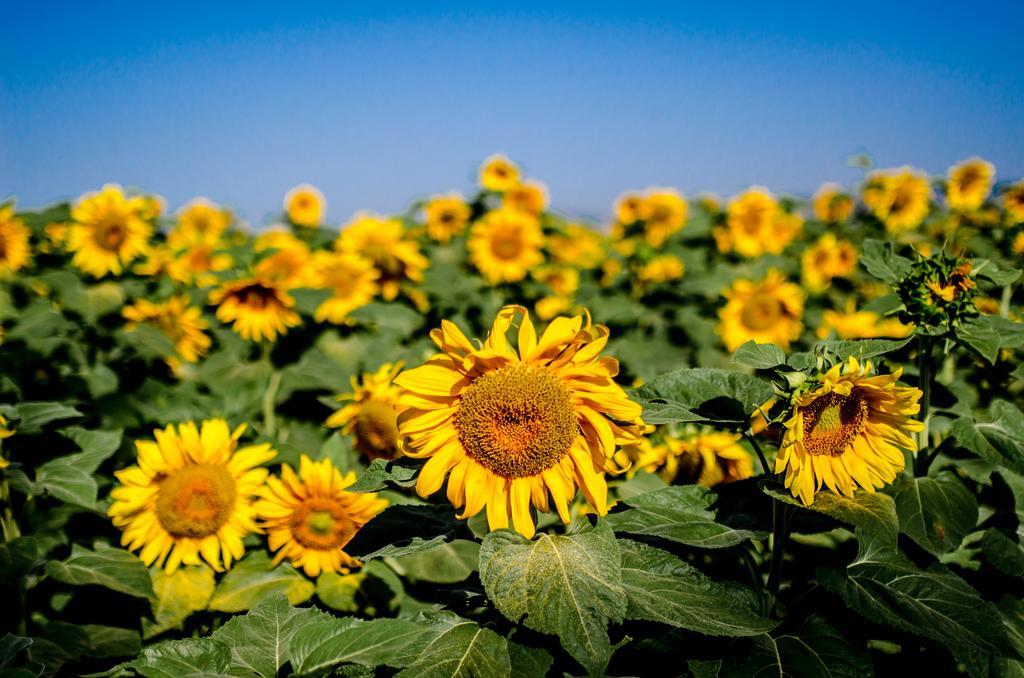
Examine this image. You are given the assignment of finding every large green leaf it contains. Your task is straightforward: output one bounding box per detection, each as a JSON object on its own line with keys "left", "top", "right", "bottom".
{"left": 731, "top": 341, "right": 786, "bottom": 369}
{"left": 982, "top": 529, "right": 1024, "bottom": 577}
{"left": 394, "top": 612, "right": 511, "bottom": 678}
{"left": 33, "top": 460, "right": 97, "bottom": 509}
{"left": 633, "top": 367, "right": 772, "bottom": 426}
{"left": 45, "top": 544, "right": 156, "bottom": 603}
{"left": 619, "top": 539, "right": 775, "bottom": 636}
{"left": 952, "top": 401, "right": 1024, "bottom": 473}
{"left": 143, "top": 565, "right": 216, "bottom": 639}
{"left": 345, "top": 504, "right": 462, "bottom": 561}
{"left": 893, "top": 472, "right": 978, "bottom": 556}
{"left": 957, "top": 316, "right": 1002, "bottom": 364}
{"left": 860, "top": 238, "right": 913, "bottom": 283}
{"left": 606, "top": 486, "right": 761, "bottom": 548}
{"left": 58, "top": 427, "right": 123, "bottom": 473}
{"left": 392, "top": 539, "right": 480, "bottom": 584}
{"left": 115, "top": 638, "right": 231, "bottom": 678}
{"left": 207, "top": 551, "right": 314, "bottom": 613}
{"left": 478, "top": 520, "right": 626, "bottom": 677}
{"left": 288, "top": 617, "right": 426, "bottom": 676}
{"left": 6, "top": 402, "right": 82, "bottom": 434}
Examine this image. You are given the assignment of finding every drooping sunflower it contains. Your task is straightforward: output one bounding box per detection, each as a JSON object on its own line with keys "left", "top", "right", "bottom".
{"left": 335, "top": 213, "right": 428, "bottom": 301}
{"left": 479, "top": 154, "right": 521, "bottom": 192}
{"left": 169, "top": 198, "right": 232, "bottom": 248}
{"left": 801, "top": 234, "right": 858, "bottom": 292}
{"left": 467, "top": 209, "right": 544, "bottom": 284}
{"left": 310, "top": 251, "right": 379, "bottom": 324}
{"left": 0, "top": 204, "right": 31, "bottom": 276}
{"left": 946, "top": 158, "right": 994, "bottom": 212}
{"left": 817, "top": 302, "right": 913, "bottom": 340}
{"left": 1002, "top": 181, "right": 1024, "bottom": 225}
{"left": 108, "top": 420, "right": 276, "bottom": 573}
{"left": 394, "top": 305, "right": 645, "bottom": 538}
{"left": 424, "top": 194, "right": 471, "bottom": 243}
{"left": 326, "top": 363, "right": 404, "bottom": 460}
{"left": 255, "top": 455, "right": 387, "bottom": 577}
{"left": 718, "top": 270, "right": 805, "bottom": 352}
{"left": 776, "top": 357, "right": 923, "bottom": 505}
{"left": 209, "top": 277, "right": 301, "bottom": 342}
{"left": 284, "top": 184, "right": 326, "bottom": 228}
{"left": 640, "top": 189, "right": 688, "bottom": 247}
{"left": 812, "top": 184, "right": 855, "bottom": 223}
{"left": 67, "top": 184, "right": 154, "bottom": 277}
{"left": 122, "top": 295, "right": 212, "bottom": 365}
{"left": 503, "top": 180, "right": 549, "bottom": 216}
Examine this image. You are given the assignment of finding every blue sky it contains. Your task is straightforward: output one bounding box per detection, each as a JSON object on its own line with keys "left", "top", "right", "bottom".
{"left": 2, "top": 1, "right": 1022, "bottom": 225}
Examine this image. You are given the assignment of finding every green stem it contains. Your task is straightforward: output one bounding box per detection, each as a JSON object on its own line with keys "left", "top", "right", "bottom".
{"left": 1000, "top": 285, "right": 1012, "bottom": 319}
{"left": 914, "top": 335, "right": 934, "bottom": 477}
{"left": 262, "top": 370, "right": 282, "bottom": 439}
{"left": 766, "top": 502, "right": 792, "bottom": 615}
{"left": 745, "top": 433, "right": 771, "bottom": 476}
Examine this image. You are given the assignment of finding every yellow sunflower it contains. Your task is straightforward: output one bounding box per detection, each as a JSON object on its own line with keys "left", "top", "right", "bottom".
{"left": 715, "top": 188, "right": 800, "bottom": 258}
{"left": 424, "top": 194, "right": 471, "bottom": 243}
{"left": 255, "top": 455, "right": 387, "bottom": 577}
{"left": 108, "top": 420, "right": 276, "bottom": 573}
{"left": 865, "top": 168, "right": 932, "bottom": 233}
{"left": 1013, "top": 231, "right": 1024, "bottom": 256}
{"left": 801, "top": 234, "right": 858, "bottom": 292}
{"left": 533, "top": 265, "right": 580, "bottom": 298}
{"left": 122, "top": 295, "right": 212, "bottom": 365}
{"left": 67, "top": 184, "right": 154, "bottom": 277}
{"left": 335, "top": 213, "right": 428, "bottom": 301}
{"left": 627, "top": 431, "right": 753, "bottom": 487}
{"left": 1003, "top": 181, "right": 1024, "bottom": 225}
{"left": 503, "top": 180, "right": 549, "bottom": 216}
{"left": 479, "top": 154, "right": 521, "bottom": 192}
{"left": 326, "top": 363, "right": 404, "bottom": 461}
{"left": 166, "top": 242, "right": 233, "bottom": 287}
{"left": 394, "top": 305, "right": 645, "bottom": 539}
{"left": 817, "top": 302, "right": 913, "bottom": 340}
{"left": 0, "top": 204, "right": 31, "bottom": 276}
{"left": 812, "top": 184, "right": 855, "bottom": 223}
{"left": 946, "top": 158, "right": 994, "bottom": 212}
{"left": 614, "top": 192, "right": 644, "bottom": 225}
{"left": 254, "top": 230, "right": 313, "bottom": 289}
{"left": 637, "top": 254, "right": 685, "bottom": 285}
{"left": 310, "top": 251, "right": 379, "bottom": 324}
{"left": 0, "top": 415, "right": 13, "bottom": 469}
{"left": 640, "top": 189, "right": 688, "bottom": 247}
{"left": 209, "top": 277, "right": 301, "bottom": 342}
{"left": 547, "top": 224, "right": 605, "bottom": 269}
{"left": 776, "top": 357, "right": 923, "bottom": 505}
{"left": 169, "top": 199, "right": 232, "bottom": 248}
{"left": 718, "top": 270, "right": 804, "bottom": 352}
{"left": 284, "top": 184, "right": 326, "bottom": 228}
{"left": 467, "top": 209, "right": 544, "bottom": 284}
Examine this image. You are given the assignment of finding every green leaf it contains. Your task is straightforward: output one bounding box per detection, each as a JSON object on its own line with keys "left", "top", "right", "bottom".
{"left": 507, "top": 641, "right": 553, "bottom": 678}
{"left": 58, "top": 427, "right": 123, "bottom": 473}
{"left": 0, "top": 634, "right": 34, "bottom": 672}
{"left": 143, "top": 565, "right": 216, "bottom": 639}
{"left": 982, "top": 529, "right": 1024, "bottom": 577}
{"left": 346, "top": 504, "right": 461, "bottom": 561}
{"left": 347, "top": 458, "right": 420, "bottom": 492}
{"left": 210, "top": 594, "right": 331, "bottom": 678}
{"left": 119, "top": 638, "right": 231, "bottom": 678}
{"left": 860, "top": 239, "right": 913, "bottom": 283}
{"left": 973, "top": 258, "right": 1022, "bottom": 286}
{"left": 289, "top": 617, "right": 426, "bottom": 676}
{"left": 951, "top": 401, "right": 1024, "bottom": 474}
{"left": 45, "top": 544, "right": 156, "bottom": 603}
{"left": 893, "top": 472, "right": 978, "bottom": 556}
{"left": 8, "top": 402, "right": 82, "bottom": 434}
{"left": 391, "top": 540, "right": 480, "bottom": 584}
{"left": 0, "top": 537, "right": 39, "bottom": 581}
{"left": 478, "top": 520, "right": 626, "bottom": 677}
{"left": 207, "top": 551, "right": 314, "bottom": 613}
{"left": 731, "top": 341, "right": 786, "bottom": 369}
{"left": 34, "top": 460, "right": 97, "bottom": 509}
{"left": 315, "top": 571, "right": 365, "bottom": 612}
{"left": 634, "top": 368, "right": 772, "bottom": 426}
{"left": 606, "top": 486, "right": 761, "bottom": 549}
{"left": 957, "top": 316, "right": 1001, "bottom": 364}
{"left": 619, "top": 539, "right": 775, "bottom": 636}
{"left": 395, "top": 612, "right": 512, "bottom": 678}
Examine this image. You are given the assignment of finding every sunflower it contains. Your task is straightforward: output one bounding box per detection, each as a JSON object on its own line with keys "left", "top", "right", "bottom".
{"left": 254, "top": 230, "right": 313, "bottom": 289}
{"left": 1003, "top": 181, "right": 1024, "bottom": 225}
{"left": 547, "top": 224, "right": 605, "bottom": 269}
{"left": 395, "top": 305, "right": 645, "bottom": 539}
{"left": 335, "top": 213, "right": 427, "bottom": 301}
{"left": 817, "top": 302, "right": 913, "bottom": 340}
{"left": 122, "top": 295, "right": 212, "bottom": 365}
{"left": 108, "top": 420, "right": 275, "bottom": 573}
{"left": 309, "top": 251, "right": 379, "bottom": 324}
{"left": 0, "top": 415, "right": 13, "bottom": 469}
{"left": 467, "top": 209, "right": 544, "bottom": 284}
{"left": 169, "top": 199, "right": 232, "bottom": 248}
{"left": 0, "top": 204, "right": 31, "bottom": 276}
{"left": 533, "top": 265, "right": 580, "bottom": 298}
{"left": 615, "top": 192, "right": 644, "bottom": 225}
{"left": 424, "top": 194, "right": 471, "bottom": 243}
{"left": 776, "top": 357, "right": 923, "bottom": 505}
{"left": 209, "top": 277, "right": 301, "bottom": 342}
{"left": 503, "top": 180, "right": 549, "bottom": 216}
{"left": 1014, "top": 231, "right": 1024, "bottom": 256}
{"left": 865, "top": 168, "right": 932, "bottom": 233}
{"left": 255, "top": 455, "right": 387, "bottom": 577}
{"left": 284, "top": 184, "right": 326, "bottom": 228}
{"left": 67, "top": 184, "right": 154, "bottom": 277}
{"left": 640, "top": 189, "right": 688, "bottom": 247}
{"left": 718, "top": 270, "right": 804, "bottom": 352}
{"left": 166, "top": 242, "right": 234, "bottom": 287}
{"left": 326, "top": 363, "right": 404, "bottom": 460}
{"left": 715, "top": 188, "right": 800, "bottom": 258}
{"left": 801, "top": 234, "right": 858, "bottom": 292}
{"left": 628, "top": 431, "right": 753, "bottom": 487}
{"left": 479, "top": 155, "right": 521, "bottom": 192}
{"left": 946, "top": 158, "right": 994, "bottom": 212}
{"left": 812, "top": 184, "right": 855, "bottom": 223}
{"left": 637, "top": 254, "right": 685, "bottom": 285}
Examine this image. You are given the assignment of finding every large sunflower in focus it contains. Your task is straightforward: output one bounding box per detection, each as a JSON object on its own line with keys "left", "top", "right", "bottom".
{"left": 0, "top": 204, "right": 30, "bottom": 276}
{"left": 467, "top": 209, "right": 544, "bottom": 284}
{"left": 326, "top": 363, "right": 404, "bottom": 461}
{"left": 335, "top": 213, "right": 427, "bottom": 301}
{"left": 395, "top": 306, "right": 645, "bottom": 538}
{"left": 108, "top": 420, "right": 275, "bottom": 573}
{"left": 68, "top": 184, "right": 154, "bottom": 277}
{"left": 256, "top": 455, "right": 387, "bottom": 577}
{"left": 718, "top": 270, "right": 804, "bottom": 352}
{"left": 946, "top": 158, "right": 994, "bottom": 212}
{"left": 209, "top": 277, "right": 301, "bottom": 342}
{"left": 776, "top": 357, "right": 922, "bottom": 505}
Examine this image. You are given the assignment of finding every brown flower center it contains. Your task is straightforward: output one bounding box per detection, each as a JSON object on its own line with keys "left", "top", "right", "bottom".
{"left": 156, "top": 464, "right": 237, "bottom": 538}
{"left": 491, "top": 229, "right": 524, "bottom": 259}
{"left": 232, "top": 283, "right": 278, "bottom": 310}
{"left": 354, "top": 398, "right": 400, "bottom": 460}
{"left": 454, "top": 364, "right": 577, "bottom": 479}
{"left": 290, "top": 497, "right": 356, "bottom": 550}
{"left": 800, "top": 390, "right": 869, "bottom": 456}
{"left": 96, "top": 220, "right": 128, "bottom": 251}
{"left": 741, "top": 294, "right": 784, "bottom": 331}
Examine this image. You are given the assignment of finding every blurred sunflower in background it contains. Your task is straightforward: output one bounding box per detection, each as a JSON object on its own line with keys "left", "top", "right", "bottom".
{"left": 624, "top": 430, "right": 753, "bottom": 487}
{"left": 254, "top": 230, "right": 314, "bottom": 289}
{"left": 0, "top": 204, "right": 30, "bottom": 276}
{"left": 718, "top": 269, "right": 805, "bottom": 352}
{"left": 639, "top": 189, "right": 688, "bottom": 247}
{"left": 395, "top": 305, "right": 644, "bottom": 538}
{"left": 614, "top": 191, "right": 645, "bottom": 225}
{"left": 284, "top": 184, "right": 326, "bottom": 228}
{"left": 122, "top": 295, "right": 212, "bottom": 367}
{"left": 503, "top": 180, "right": 549, "bottom": 216}
{"left": 326, "top": 362, "right": 405, "bottom": 461}
{"left": 776, "top": 357, "right": 922, "bottom": 505}
{"left": 467, "top": 209, "right": 544, "bottom": 283}
{"left": 0, "top": 415, "right": 13, "bottom": 469}
{"left": 817, "top": 302, "right": 913, "bottom": 340}
{"left": 209, "top": 277, "right": 301, "bottom": 342}
{"left": 67, "top": 184, "right": 154, "bottom": 277}
{"left": 169, "top": 198, "right": 232, "bottom": 248}
{"left": 946, "top": 157, "right": 994, "bottom": 212}
{"left": 636, "top": 254, "right": 685, "bottom": 285}
{"left": 812, "top": 183, "right": 855, "bottom": 223}
{"left": 256, "top": 455, "right": 387, "bottom": 577}
{"left": 310, "top": 251, "right": 379, "bottom": 324}
{"left": 166, "top": 242, "right": 234, "bottom": 287}
{"left": 548, "top": 223, "right": 605, "bottom": 269}
{"left": 801, "top": 234, "right": 857, "bottom": 292}
{"left": 1001, "top": 180, "right": 1024, "bottom": 225}
{"left": 108, "top": 420, "right": 276, "bottom": 573}
{"left": 479, "top": 154, "right": 521, "bottom": 192}
{"left": 715, "top": 187, "right": 800, "bottom": 257}
{"left": 864, "top": 168, "right": 932, "bottom": 233}
{"left": 335, "top": 213, "right": 428, "bottom": 301}
{"left": 424, "top": 194, "right": 471, "bottom": 243}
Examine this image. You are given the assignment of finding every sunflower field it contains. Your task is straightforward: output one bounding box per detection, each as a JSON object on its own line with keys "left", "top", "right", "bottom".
{"left": 1, "top": 155, "right": 1024, "bottom": 677}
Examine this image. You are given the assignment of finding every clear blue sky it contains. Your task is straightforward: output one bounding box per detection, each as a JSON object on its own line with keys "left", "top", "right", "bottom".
{"left": 2, "top": 1, "right": 1022, "bottom": 225}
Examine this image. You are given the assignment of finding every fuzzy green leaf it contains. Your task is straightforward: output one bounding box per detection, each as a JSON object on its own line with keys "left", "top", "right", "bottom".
{"left": 45, "top": 544, "right": 156, "bottom": 603}
{"left": 207, "top": 551, "right": 314, "bottom": 613}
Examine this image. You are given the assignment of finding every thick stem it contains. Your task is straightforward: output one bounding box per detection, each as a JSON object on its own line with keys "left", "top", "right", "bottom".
{"left": 914, "top": 335, "right": 933, "bottom": 477}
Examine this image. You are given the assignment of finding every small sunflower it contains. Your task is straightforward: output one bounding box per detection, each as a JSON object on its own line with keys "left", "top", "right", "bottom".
{"left": 209, "top": 277, "right": 301, "bottom": 342}
{"left": 479, "top": 154, "right": 521, "bottom": 192}
{"left": 395, "top": 305, "right": 645, "bottom": 538}
{"left": 718, "top": 270, "right": 804, "bottom": 352}
{"left": 467, "top": 209, "right": 544, "bottom": 284}
{"left": 1002, "top": 181, "right": 1024, "bottom": 225}
{"left": 335, "top": 213, "right": 428, "bottom": 301}
{"left": 547, "top": 224, "right": 605, "bottom": 269}
{"left": 614, "top": 192, "right": 645, "bottom": 225}
{"left": 310, "top": 251, "right": 379, "bottom": 324}
{"left": 166, "top": 242, "right": 234, "bottom": 287}
{"left": 122, "top": 295, "right": 212, "bottom": 365}
{"left": 627, "top": 431, "right": 753, "bottom": 487}
{"left": 817, "top": 302, "right": 913, "bottom": 340}
{"left": 640, "top": 189, "right": 688, "bottom": 247}
{"left": 424, "top": 194, "right": 471, "bottom": 243}
{"left": 0, "top": 204, "right": 31, "bottom": 276}
{"left": 865, "top": 168, "right": 932, "bottom": 233}
{"left": 776, "top": 357, "right": 923, "bottom": 505}
{"left": 946, "top": 158, "right": 994, "bottom": 212}
{"left": 637, "top": 255, "right": 685, "bottom": 285}
{"left": 254, "top": 230, "right": 313, "bottom": 289}
{"left": 715, "top": 188, "right": 800, "bottom": 257}
{"left": 812, "top": 184, "right": 855, "bottom": 223}
{"left": 108, "top": 420, "right": 276, "bottom": 573}
{"left": 255, "top": 455, "right": 387, "bottom": 577}
{"left": 326, "top": 363, "right": 404, "bottom": 461}
{"left": 169, "top": 199, "right": 232, "bottom": 248}
{"left": 67, "top": 184, "right": 154, "bottom": 277}
{"left": 284, "top": 184, "right": 326, "bottom": 228}
{"left": 801, "top": 234, "right": 858, "bottom": 293}
{"left": 533, "top": 265, "right": 580, "bottom": 299}
{"left": 503, "top": 180, "right": 549, "bottom": 216}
